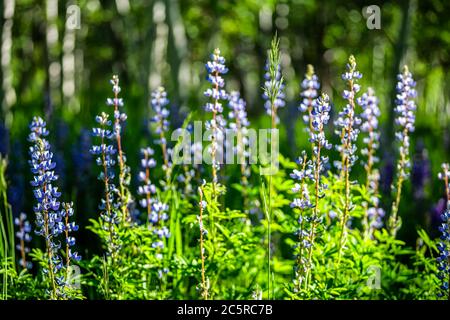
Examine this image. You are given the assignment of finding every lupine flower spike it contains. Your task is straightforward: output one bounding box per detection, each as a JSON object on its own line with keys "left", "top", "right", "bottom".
{"left": 90, "top": 112, "right": 121, "bottom": 258}
{"left": 204, "top": 48, "right": 228, "bottom": 196}
{"left": 357, "top": 87, "right": 385, "bottom": 237}
{"left": 108, "top": 75, "right": 133, "bottom": 221}
{"left": 228, "top": 91, "right": 251, "bottom": 205}
{"left": 437, "top": 163, "right": 450, "bottom": 299}
{"left": 137, "top": 147, "right": 156, "bottom": 223}
{"left": 299, "top": 64, "right": 320, "bottom": 140}
{"left": 335, "top": 55, "right": 362, "bottom": 261}
{"left": 62, "top": 202, "right": 80, "bottom": 274}
{"left": 388, "top": 65, "right": 417, "bottom": 236}
{"left": 28, "top": 117, "right": 64, "bottom": 298}
{"left": 149, "top": 201, "right": 170, "bottom": 279}
{"left": 291, "top": 94, "right": 332, "bottom": 293}
{"left": 290, "top": 151, "right": 312, "bottom": 292}
{"left": 14, "top": 212, "right": 32, "bottom": 269}
{"left": 150, "top": 87, "right": 171, "bottom": 181}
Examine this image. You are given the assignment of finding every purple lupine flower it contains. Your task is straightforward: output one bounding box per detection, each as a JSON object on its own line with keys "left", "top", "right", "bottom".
{"left": 357, "top": 87, "right": 384, "bottom": 234}
{"left": 393, "top": 65, "right": 417, "bottom": 180}
{"left": 310, "top": 93, "right": 333, "bottom": 158}
{"left": 14, "top": 212, "right": 32, "bottom": 269}
{"left": 204, "top": 48, "right": 228, "bottom": 185}
{"left": 388, "top": 66, "right": 417, "bottom": 235}
{"left": 290, "top": 151, "right": 313, "bottom": 291}
{"left": 90, "top": 112, "right": 121, "bottom": 257}
{"left": 334, "top": 55, "right": 362, "bottom": 172}
{"left": 107, "top": 75, "right": 134, "bottom": 220}
{"left": 61, "top": 202, "right": 81, "bottom": 267}
{"left": 293, "top": 94, "right": 331, "bottom": 293}
{"left": 358, "top": 87, "right": 381, "bottom": 173}
{"left": 28, "top": 116, "right": 65, "bottom": 296}
{"left": 137, "top": 147, "right": 157, "bottom": 223}
{"left": 299, "top": 65, "right": 320, "bottom": 137}
{"left": 150, "top": 87, "right": 171, "bottom": 178}
{"left": 148, "top": 200, "right": 170, "bottom": 270}
{"left": 437, "top": 163, "right": 450, "bottom": 299}
{"left": 228, "top": 91, "right": 251, "bottom": 182}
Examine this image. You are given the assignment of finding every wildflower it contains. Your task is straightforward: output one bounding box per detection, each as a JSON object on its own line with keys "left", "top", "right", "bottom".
{"left": 149, "top": 200, "right": 170, "bottom": 252}
{"left": 290, "top": 151, "right": 312, "bottom": 292}
{"left": 61, "top": 202, "right": 81, "bottom": 271}
{"left": 14, "top": 212, "right": 32, "bottom": 269}
{"left": 300, "top": 94, "right": 332, "bottom": 292}
{"left": 299, "top": 64, "right": 320, "bottom": 137}
{"left": 228, "top": 91, "right": 251, "bottom": 205}
{"left": 357, "top": 88, "right": 383, "bottom": 235}
{"left": 204, "top": 48, "right": 228, "bottom": 188}
{"left": 107, "top": 75, "right": 133, "bottom": 221}
{"left": 138, "top": 147, "right": 157, "bottom": 223}
{"left": 90, "top": 112, "right": 121, "bottom": 257}
{"left": 334, "top": 55, "right": 362, "bottom": 172}
{"left": 437, "top": 163, "right": 450, "bottom": 299}
{"left": 28, "top": 116, "right": 64, "bottom": 298}
{"left": 150, "top": 87, "right": 171, "bottom": 178}
{"left": 388, "top": 66, "right": 417, "bottom": 235}
{"left": 334, "top": 55, "right": 362, "bottom": 261}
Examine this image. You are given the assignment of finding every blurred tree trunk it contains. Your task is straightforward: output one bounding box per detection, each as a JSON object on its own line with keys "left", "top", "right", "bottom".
{"left": 386, "top": 0, "right": 414, "bottom": 150}
{"left": 1, "top": 0, "right": 16, "bottom": 127}
{"left": 45, "top": 0, "right": 61, "bottom": 120}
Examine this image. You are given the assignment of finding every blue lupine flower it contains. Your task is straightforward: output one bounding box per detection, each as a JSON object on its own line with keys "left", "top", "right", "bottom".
{"left": 14, "top": 212, "right": 32, "bottom": 269}
{"left": 358, "top": 87, "right": 380, "bottom": 170}
{"left": 389, "top": 66, "right": 417, "bottom": 234}
{"left": 204, "top": 48, "right": 228, "bottom": 184}
{"left": 334, "top": 55, "right": 362, "bottom": 172}
{"left": 107, "top": 76, "right": 127, "bottom": 138}
{"left": 357, "top": 87, "right": 384, "bottom": 234}
{"left": 90, "top": 112, "right": 121, "bottom": 257}
{"left": 61, "top": 202, "right": 81, "bottom": 266}
{"left": 148, "top": 199, "right": 170, "bottom": 278}
{"left": 310, "top": 93, "right": 332, "bottom": 156}
{"left": 293, "top": 94, "right": 331, "bottom": 293}
{"left": 107, "top": 75, "right": 134, "bottom": 219}
{"left": 437, "top": 163, "right": 450, "bottom": 298}
{"left": 290, "top": 151, "right": 313, "bottom": 291}
{"left": 228, "top": 91, "right": 251, "bottom": 181}
{"left": 394, "top": 65, "right": 417, "bottom": 180}
{"left": 138, "top": 147, "right": 157, "bottom": 222}
{"left": 299, "top": 65, "right": 320, "bottom": 136}
{"left": 28, "top": 116, "right": 65, "bottom": 297}
{"left": 150, "top": 87, "right": 171, "bottom": 175}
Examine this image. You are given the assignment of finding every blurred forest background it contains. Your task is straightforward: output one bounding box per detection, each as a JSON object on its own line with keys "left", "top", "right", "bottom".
{"left": 0, "top": 0, "right": 449, "bottom": 252}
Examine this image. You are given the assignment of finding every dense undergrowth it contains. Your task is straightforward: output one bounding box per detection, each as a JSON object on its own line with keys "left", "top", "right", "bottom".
{"left": 0, "top": 37, "right": 449, "bottom": 300}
